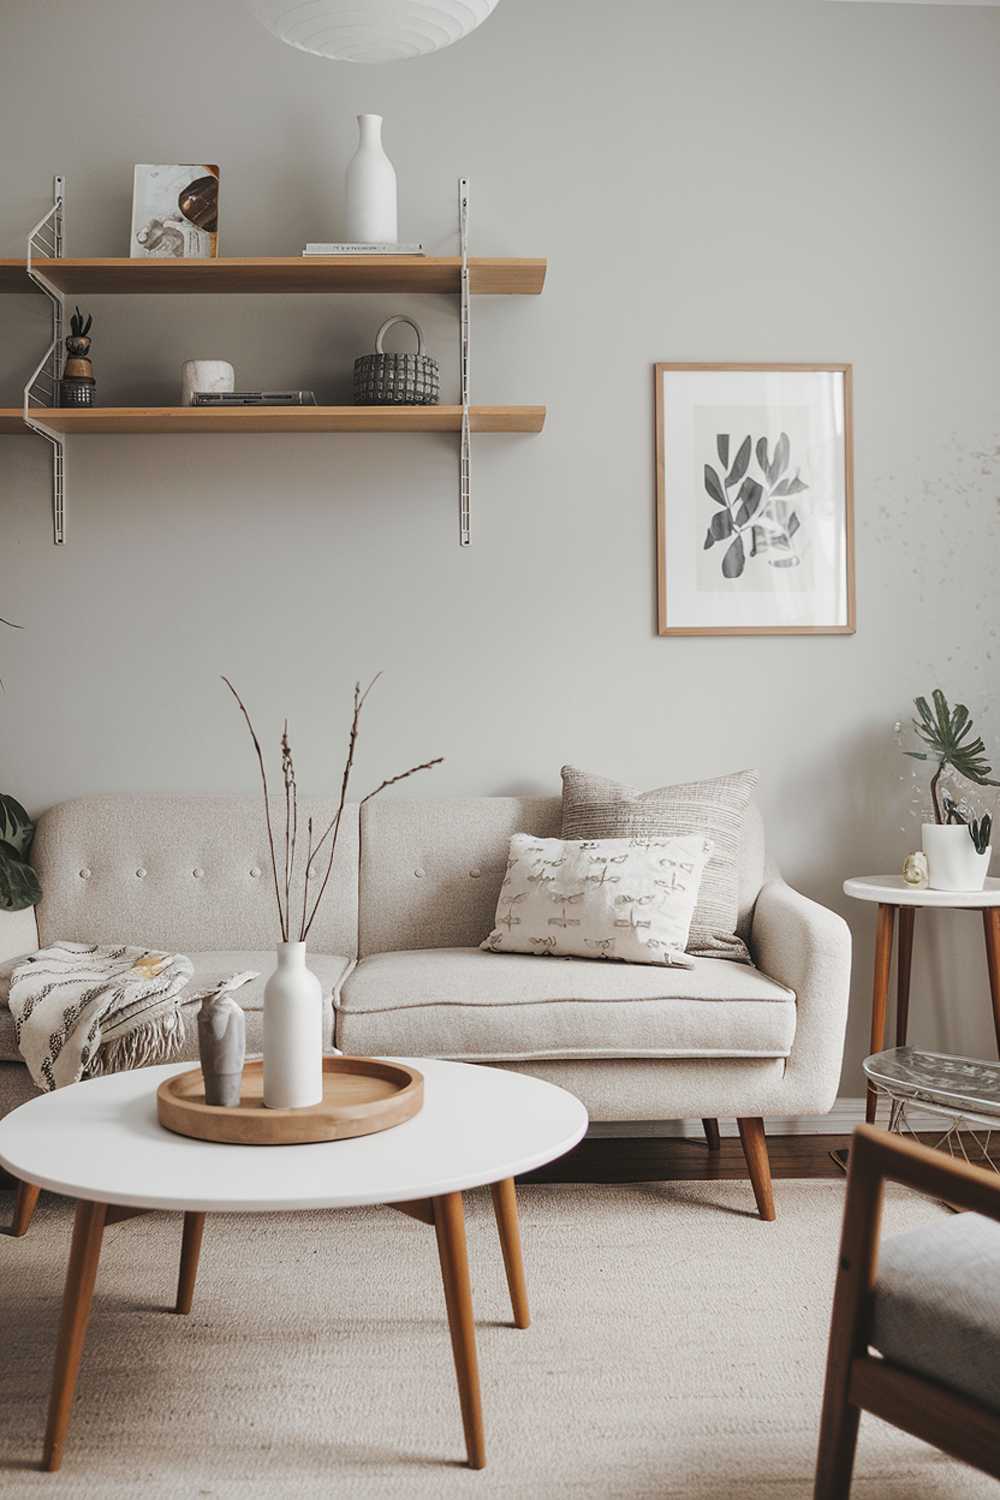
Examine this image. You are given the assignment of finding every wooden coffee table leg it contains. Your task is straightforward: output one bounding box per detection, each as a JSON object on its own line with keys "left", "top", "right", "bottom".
{"left": 12, "top": 1179, "right": 41, "bottom": 1237}
{"left": 43, "top": 1199, "right": 108, "bottom": 1472}
{"left": 490, "top": 1178, "right": 530, "bottom": 1329}
{"left": 175, "top": 1211, "right": 206, "bottom": 1315}
{"left": 433, "top": 1191, "right": 486, "bottom": 1470}
{"left": 866, "top": 904, "right": 896, "bottom": 1124}
{"left": 491, "top": 1176, "right": 530, "bottom": 1332}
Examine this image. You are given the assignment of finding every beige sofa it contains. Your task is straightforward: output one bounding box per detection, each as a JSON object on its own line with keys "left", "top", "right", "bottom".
{"left": 0, "top": 793, "right": 852, "bottom": 1227}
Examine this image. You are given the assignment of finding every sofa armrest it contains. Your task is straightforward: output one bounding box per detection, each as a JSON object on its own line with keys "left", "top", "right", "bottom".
{"left": 0, "top": 907, "right": 38, "bottom": 967}
{"left": 751, "top": 878, "right": 852, "bottom": 1115}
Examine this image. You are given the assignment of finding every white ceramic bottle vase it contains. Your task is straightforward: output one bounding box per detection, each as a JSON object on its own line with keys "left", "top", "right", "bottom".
{"left": 262, "top": 942, "right": 324, "bottom": 1109}
{"left": 345, "top": 113, "right": 398, "bottom": 244}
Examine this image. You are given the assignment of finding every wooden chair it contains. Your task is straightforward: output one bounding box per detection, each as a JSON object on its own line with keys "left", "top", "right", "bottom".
{"left": 815, "top": 1123, "right": 1000, "bottom": 1498}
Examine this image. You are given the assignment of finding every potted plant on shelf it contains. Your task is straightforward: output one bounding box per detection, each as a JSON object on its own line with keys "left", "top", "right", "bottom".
{"left": 903, "top": 689, "right": 997, "bottom": 891}
{"left": 224, "top": 674, "right": 442, "bottom": 1109}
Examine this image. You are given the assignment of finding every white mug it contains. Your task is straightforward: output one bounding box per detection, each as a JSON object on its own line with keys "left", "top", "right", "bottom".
{"left": 181, "top": 359, "right": 235, "bottom": 406}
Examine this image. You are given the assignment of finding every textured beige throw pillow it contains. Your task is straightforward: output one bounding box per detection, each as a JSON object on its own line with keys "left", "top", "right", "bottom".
{"left": 481, "top": 832, "right": 713, "bottom": 967}
{"left": 560, "top": 766, "right": 759, "bottom": 961}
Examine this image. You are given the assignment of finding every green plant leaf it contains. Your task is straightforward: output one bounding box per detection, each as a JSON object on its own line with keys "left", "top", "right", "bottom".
{"left": 0, "top": 848, "right": 41, "bottom": 912}
{"left": 704, "top": 510, "right": 734, "bottom": 548}
{"left": 716, "top": 434, "right": 730, "bottom": 469}
{"left": 704, "top": 465, "right": 726, "bottom": 506}
{"left": 0, "top": 794, "right": 33, "bottom": 859}
{"left": 726, "top": 436, "right": 752, "bottom": 489}
{"left": 721, "top": 534, "right": 746, "bottom": 579}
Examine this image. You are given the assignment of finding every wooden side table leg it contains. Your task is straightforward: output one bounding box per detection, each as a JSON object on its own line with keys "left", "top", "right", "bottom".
{"left": 433, "top": 1192, "right": 486, "bottom": 1470}
{"left": 983, "top": 910, "right": 1000, "bottom": 1057}
{"left": 895, "top": 906, "right": 915, "bottom": 1049}
{"left": 175, "top": 1211, "right": 206, "bottom": 1315}
{"left": 866, "top": 904, "right": 896, "bottom": 1125}
{"left": 42, "top": 1199, "right": 108, "bottom": 1472}
{"left": 490, "top": 1178, "right": 530, "bottom": 1329}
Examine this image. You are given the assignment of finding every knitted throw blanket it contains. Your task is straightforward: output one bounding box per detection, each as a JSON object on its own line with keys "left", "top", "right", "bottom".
{"left": 10, "top": 941, "right": 256, "bottom": 1092}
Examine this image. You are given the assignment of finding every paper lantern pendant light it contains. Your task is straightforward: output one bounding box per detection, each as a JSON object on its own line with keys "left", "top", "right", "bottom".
{"left": 251, "top": 0, "right": 501, "bottom": 64}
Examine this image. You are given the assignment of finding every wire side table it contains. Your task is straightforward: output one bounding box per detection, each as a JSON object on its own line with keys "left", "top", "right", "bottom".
{"left": 863, "top": 1045, "right": 1000, "bottom": 1173}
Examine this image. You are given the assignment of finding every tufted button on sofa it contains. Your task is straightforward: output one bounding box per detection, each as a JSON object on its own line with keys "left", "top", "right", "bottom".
{"left": 0, "top": 792, "right": 851, "bottom": 1229}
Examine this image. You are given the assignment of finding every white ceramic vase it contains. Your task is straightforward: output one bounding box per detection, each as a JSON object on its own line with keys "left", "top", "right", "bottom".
{"left": 345, "top": 113, "right": 398, "bottom": 243}
{"left": 921, "top": 823, "right": 992, "bottom": 892}
{"left": 262, "top": 942, "right": 324, "bottom": 1109}
{"left": 181, "top": 359, "right": 234, "bottom": 406}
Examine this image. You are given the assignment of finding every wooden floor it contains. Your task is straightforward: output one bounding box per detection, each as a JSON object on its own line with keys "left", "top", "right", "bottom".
{"left": 520, "top": 1133, "right": 850, "bottom": 1185}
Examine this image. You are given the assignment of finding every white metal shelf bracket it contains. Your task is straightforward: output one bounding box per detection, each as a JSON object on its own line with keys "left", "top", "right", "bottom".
{"left": 458, "top": 176, "right": 471, "bottom": 547}
{"left": 24, "top": 175, "right": 66, "bottom": 544}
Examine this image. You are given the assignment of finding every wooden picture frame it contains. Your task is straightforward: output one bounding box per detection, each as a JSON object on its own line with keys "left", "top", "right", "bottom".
{"left": 655, "top": 362, "right": 855, "bottom": 636}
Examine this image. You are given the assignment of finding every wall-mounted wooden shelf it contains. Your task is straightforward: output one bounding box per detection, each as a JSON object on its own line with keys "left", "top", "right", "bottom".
{"left": 0, "top": 404, "right": 545, "bottom": 435}
{"left": 9, "top": 177, "right": 544, "bottom": 545}
{"left": 0, "top": 256, "right": 546, "bottom": 296}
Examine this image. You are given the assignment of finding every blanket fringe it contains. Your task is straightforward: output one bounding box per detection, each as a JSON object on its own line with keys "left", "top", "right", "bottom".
{"left": 91, "top": 1008, "right": 188, "bottom": 1078}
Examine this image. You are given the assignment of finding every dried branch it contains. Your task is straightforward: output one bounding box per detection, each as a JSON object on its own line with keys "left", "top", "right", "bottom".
{"left": 301, "top": 679, "right": 366, "bottom": 941}
{"left": 301, "top": 674, "right": 443, "bottom": 941}
{"left": 299, "top": 815, "right": 314, "bottom": 942}
{"left": 359, "top": 757, "right": 445, "bottom": 807}
{"left": 222, "top": 675, "right": 287, "bottom": 942}
{"left": 281, "top": 721, "right": 298, "bottom": 934}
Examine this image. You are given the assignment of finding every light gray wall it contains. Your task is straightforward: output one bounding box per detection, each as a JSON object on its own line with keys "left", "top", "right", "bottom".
{"left": 2, "top": 0, "right": 999, "bottom": 1095}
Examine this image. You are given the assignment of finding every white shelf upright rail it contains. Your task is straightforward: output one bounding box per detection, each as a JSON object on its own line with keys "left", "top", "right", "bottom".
{"left": 458, "top": 176, "right": 471, "bottom": 547}
{"left": 24, "top": 176, "right": 66, "bottom": 544}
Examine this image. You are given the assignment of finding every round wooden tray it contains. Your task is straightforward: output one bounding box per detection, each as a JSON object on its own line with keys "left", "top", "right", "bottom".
{"left": 156, "top": 1056, "right": 423, "bottom": 1146}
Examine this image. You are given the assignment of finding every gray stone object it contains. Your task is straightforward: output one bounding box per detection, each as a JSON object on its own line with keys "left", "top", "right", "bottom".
{"left": 197, "top": 992, "right": 247, "bottom": 1108}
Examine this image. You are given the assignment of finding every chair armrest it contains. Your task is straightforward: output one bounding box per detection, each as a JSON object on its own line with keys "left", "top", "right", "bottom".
{"left": 0, "top": 906, "right": 38, "bottom": 967}
{"left": 751, "top": 878, "right": 852, "bottom": 1114}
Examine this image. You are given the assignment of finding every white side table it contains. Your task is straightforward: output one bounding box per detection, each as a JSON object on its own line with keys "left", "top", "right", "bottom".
{"left": 843, "top": 876, "right": 1000, "bottom": 1124}
{"left": 0, "top": 1058, "right": 588, "bottom": 1474}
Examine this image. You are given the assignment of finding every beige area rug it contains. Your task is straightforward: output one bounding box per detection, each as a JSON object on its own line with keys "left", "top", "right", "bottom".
{"left": 0, "top": 1181, "right": 994, "bottom": 1499}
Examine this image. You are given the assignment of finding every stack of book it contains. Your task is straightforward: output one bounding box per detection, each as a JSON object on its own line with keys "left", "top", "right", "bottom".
{"left": 301, "top": 242, "right": 425, "bottom": 257}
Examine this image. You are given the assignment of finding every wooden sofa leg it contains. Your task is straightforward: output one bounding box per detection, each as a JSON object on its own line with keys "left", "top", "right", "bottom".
{"left": 12, "top": 1180, "right": 41, "bottom": 1237}
{"left": 737, "top": 1119, "right": 776, "bottom": 1222}
{"left": 702, "top": 1118, "right": 721, "bottom": 1151}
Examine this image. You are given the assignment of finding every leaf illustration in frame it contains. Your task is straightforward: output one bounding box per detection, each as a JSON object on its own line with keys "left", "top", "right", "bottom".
{"left": 755, "top": 436, "right": 769, "bottom": 474}
{"left": 704, "top": 465, "right": 727, "bottom": 506}
{"left": 721, "top": 534, "right": 746, "bottom": 579}
{"left": 769, "top": 556, "right": 800, "bottom": 569}
{"left": 704, "top": 510, "right": 734, "bottom": 549}
{"left": 716, "top": 434, "right": 730, "bottom": 469}
{"left": 787, "top": 512, "right": 800, "bottom": 537}
{"left": 767, "top": 431, "right": 790, "bottom": 485}
{"left": 726, "top": 435, "right": 752, "bottom": 488}
{"left": 734, "top": 477, "right": 763, "bottom": 527}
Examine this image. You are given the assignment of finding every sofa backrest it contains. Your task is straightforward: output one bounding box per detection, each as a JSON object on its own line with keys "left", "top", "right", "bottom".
{"left": 31, "top": 795, "right": 360, "bottom": 957}
{"left": 27, "top": 792, "right": 767, "bottom": 960}
{"left": 358, "top": 795, "right": 767, "bottom": 956}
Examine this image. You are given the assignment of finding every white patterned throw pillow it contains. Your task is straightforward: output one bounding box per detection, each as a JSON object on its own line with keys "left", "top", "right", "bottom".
{"left": 481, "top": 833, "right": 714, "bottom": 967}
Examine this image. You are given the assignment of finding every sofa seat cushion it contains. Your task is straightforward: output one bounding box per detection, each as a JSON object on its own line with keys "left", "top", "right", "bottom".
{"left": 871, "top": 1212, "right": 1000, "bottom": 1412}
{"left": 0, "top": 950, "right": 352, "bottom": 1065}
{"left": 336, "top": 947, "right": 795, "bottom": 1061}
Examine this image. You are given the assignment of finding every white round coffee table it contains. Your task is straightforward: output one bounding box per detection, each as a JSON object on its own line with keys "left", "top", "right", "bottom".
{"left": 0, "top": 1057, "right": 587, "bottom": 1474}
{"left": 844, "top": 876, "right": 1000, "bottom": 1124}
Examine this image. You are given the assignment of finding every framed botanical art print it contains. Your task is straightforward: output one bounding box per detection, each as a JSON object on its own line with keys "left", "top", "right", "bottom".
{"left": 655, "top": 363, "right": 855, "bottom": 635}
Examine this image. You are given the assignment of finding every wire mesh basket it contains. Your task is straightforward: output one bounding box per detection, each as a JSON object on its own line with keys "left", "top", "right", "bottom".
{"left": 353, "top": 315, "right": 440, "bottom": 406}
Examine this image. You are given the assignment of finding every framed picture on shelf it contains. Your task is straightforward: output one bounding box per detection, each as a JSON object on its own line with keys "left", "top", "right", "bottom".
{"left": 130, "top": 164, "right": 220, "bottom": 259}
{"left": 654, "top": 362, "right": 855, "bottom": 636}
